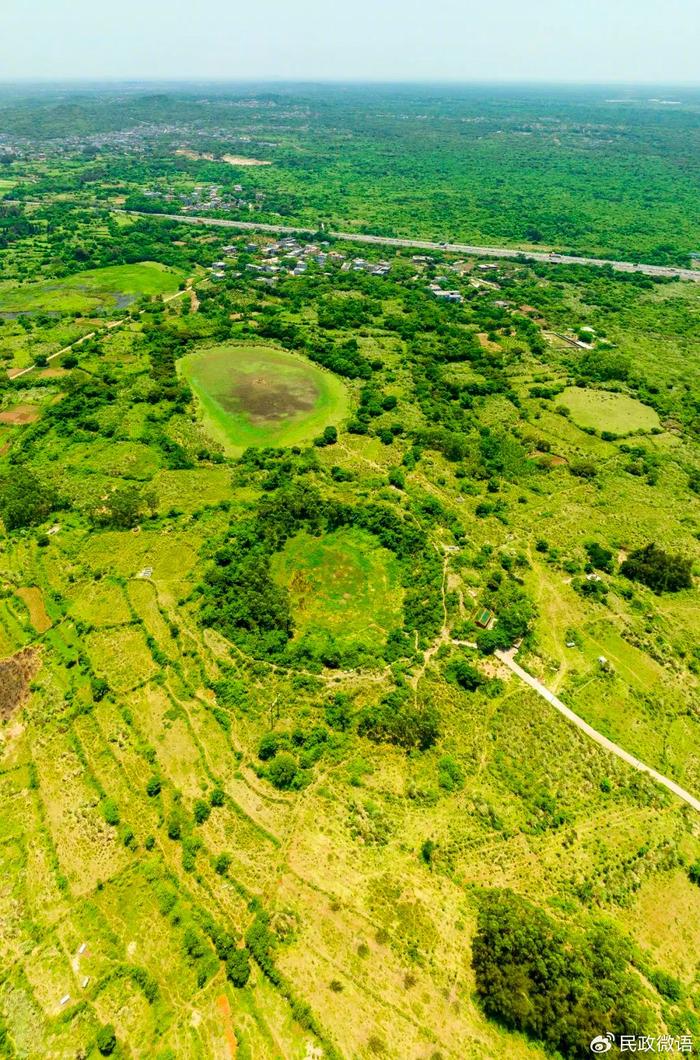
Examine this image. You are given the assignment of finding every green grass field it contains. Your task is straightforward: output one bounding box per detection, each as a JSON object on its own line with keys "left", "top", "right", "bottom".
{"left": 179, "top": 342, "right": 351, "bottom": 455}
{"left": 0, "top": 262, "right": 185, "bottom": 316}
{"left": 559, "top": 386, "right": 661, "bottom": 434}
{"left": 270, "top": 528, "right": 404, "bottom": 650}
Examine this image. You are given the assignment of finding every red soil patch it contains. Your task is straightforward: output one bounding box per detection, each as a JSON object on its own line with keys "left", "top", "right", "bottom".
{"left": 216, "top": 994, "right": 237, "bottom": 1058}
{"left": 0, "top": 405, "right": 39, "bottom": 425}
{"left": 0, "top": 647, "right": 39, "bottom": 720}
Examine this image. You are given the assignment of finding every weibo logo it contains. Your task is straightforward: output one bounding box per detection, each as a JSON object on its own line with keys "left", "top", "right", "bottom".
{"left": 590, "top": 1034, "right": 615, "bottom": 1054}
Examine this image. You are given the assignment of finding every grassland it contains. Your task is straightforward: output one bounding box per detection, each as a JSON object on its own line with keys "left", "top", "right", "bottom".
{"left": 559, "top": 386, "right": 661, "bottom": 434}
{"left": 0, "top": 262, "right": 184, "bottom": 316}
{"left": 270, "top": 528, "right": 404, "bottom": 651}
{"left": 179, "top": 342, "right": 350, "bottom": 454}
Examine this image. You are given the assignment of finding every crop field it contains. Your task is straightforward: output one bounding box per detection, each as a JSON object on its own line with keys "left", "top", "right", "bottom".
{"left": 0, "top": 262, "right": 184, "bottom": 316}
{"left": 559, "top": 386, "right": 661, "bottom": 434}
{"left": 179, "top": 342, "right": 350, "bottom": 454}
{"left": 271, "top": 528, "right": 404, "bottom": 651}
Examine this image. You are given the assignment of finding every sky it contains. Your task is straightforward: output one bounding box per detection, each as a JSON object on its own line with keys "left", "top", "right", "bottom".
{"left": 1, "top": 0, "right": 698, "bottom": 84}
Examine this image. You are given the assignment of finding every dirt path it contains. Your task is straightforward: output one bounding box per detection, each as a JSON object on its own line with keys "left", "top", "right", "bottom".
{"left": 216, "top": 994, "right": 237, "bottom": 1059}
{"left": 497, "top": 647, "right": 700, "bottom": 813}
{"left": 9, "top": 284, "right": 192, "bottom": 381}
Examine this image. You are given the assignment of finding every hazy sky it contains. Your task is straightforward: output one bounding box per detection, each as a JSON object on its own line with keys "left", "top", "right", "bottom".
{"left": 1, "top": 0, "right": 698, "bottom": 83}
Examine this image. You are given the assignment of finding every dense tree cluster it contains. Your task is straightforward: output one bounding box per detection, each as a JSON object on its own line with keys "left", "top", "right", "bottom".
{"left": 621, "top": 543, "right": 693, "bottom": 593}
{"left": 0, "top": 467, "right": 59, "bottom": 531}
{"left": 472, "top": 890, "right": 651, "bottom": 1057}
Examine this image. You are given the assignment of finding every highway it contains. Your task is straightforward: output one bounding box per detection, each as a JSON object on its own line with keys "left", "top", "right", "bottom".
{"left": 125, "top": 210, "right": 700, "bottom": 282}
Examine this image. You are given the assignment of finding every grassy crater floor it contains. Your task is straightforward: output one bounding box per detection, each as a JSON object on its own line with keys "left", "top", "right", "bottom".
{"left": 179, "top": 342, "right": 350, "bottom": 454}
{"left": 0, "top": 262, "right": 185, "bottom": 316}
{"left": 559, "top": 386, "right": 660, "bottom": 434}
{"left": 270, "top": 528, "right": 404, "bottom": 650}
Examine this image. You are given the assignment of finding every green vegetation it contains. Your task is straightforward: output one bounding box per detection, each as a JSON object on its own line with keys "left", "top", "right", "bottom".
{"left": 270, "top": 528, "right": 404, "bottom": 653}
{"left": 0, "top": 84, "right": 698, "bottom": 1060}
{"left": 0, "top": 261, "right": 184, "bottom": 315}
{"left": 179, "top": 342, "right": 350, "bottom": 454}
{"left": 559, "top": 386, "right": 661, "bottom": 435}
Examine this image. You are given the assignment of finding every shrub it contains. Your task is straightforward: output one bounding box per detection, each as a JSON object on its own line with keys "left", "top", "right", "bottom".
{"left": 358, "top": 692, "right": 439, "bottom": 752}
{"left": 258, "top": 732, "right": 279, "bottom": 761}
{"left": 325, "top": 693, "right": 352, "bottom": 731}
{"left": 267, "top": 752, "right": 298, "bottom": 790}
{"left": 210, "top": 787, "right": 225, "bottom": 806}
{"left": 96, "top": 1024, "right": 117, "bottom": 1055}
{"left": 167, "top": 814, "right": 182, "bottom": 840}
{"left": 649, "top": 969, "right": 682, "bottom": 1002}
{"left": 447, "top": 658, "right": 483, "bottom": 691}
{"left": 101, "top": 798, "right": 120, "bottom": 827}
{"left": 214, "top": 852, "right": 231, "bottom": 875}
{"left": 193, "top": 799, "right": 211, "bottom": 824}
{"left": 437, "top": 755, "right": 464, "bottom": 792}
{"left": 569, "top": 460, "right": 597, "bottom": 479}
{"left": 146, "top": 775, "right": 161, "bottom": 797}
{"left": 585, "top": 541, "right": 614, "bottom": 572}
{"left": 226, "top": 948, "right": 251, "bottom": 987}
{"left": 420, "top": 838, "right": 436, "bottom": 865}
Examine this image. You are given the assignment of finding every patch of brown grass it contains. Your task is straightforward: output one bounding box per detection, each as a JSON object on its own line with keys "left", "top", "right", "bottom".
{"left": 0, "top": 647, "right": 39, "bottom": 720}
{"left": 16, "top": 587, "right": 52, "bottom": 633}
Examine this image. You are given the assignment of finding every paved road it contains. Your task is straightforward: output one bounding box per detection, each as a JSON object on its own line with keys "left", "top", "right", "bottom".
{"left": 125, "top": 210, "right": 700, "bottom": 283}
{"left": 496, "top": 649, "right": 700, "bottom": 813}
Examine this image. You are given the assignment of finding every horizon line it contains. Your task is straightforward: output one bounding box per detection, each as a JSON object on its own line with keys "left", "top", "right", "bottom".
{"left": 1, "top": 76, "right": 700, "bottom": 89}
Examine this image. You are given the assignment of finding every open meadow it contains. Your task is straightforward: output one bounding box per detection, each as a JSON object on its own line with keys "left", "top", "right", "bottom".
{"left": 179, "top": 342, "right": 350, "bottom": 454}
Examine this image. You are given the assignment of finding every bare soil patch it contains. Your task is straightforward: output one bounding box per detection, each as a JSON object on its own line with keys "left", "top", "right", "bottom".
{"left": 175, "top": 148, "right": 271, "bottom": 167}
{"left": 222, "top": 374, "right": 318, "bottom": 423}
{"left": 531, "top": 450, "right": 568, "bottom": 467}
{"left": 0, "top": 404, "right": 40, "bottom": 425}
{"left": 222, "top": 154, "right": 272, "bottom": 166}
{"left": 0, "top": 647, "right": 39, "bottom": 720}
{"left": 477, "top": 332, "right": 500, "bottom": 351}
{"left": 38, "top": 367, "right": 68, "bottom": 379}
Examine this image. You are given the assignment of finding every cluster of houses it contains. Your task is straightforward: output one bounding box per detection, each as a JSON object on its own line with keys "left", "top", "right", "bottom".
{"left": 179, "top": 184, "right": 265, "bottom": 214}
{"left": 411, "top": 254, "right": 466, "bottom": 303}
{"left": 205, "top": 239, "right": 504, "bottom": 307}
{"left": 207, "top": 237, "right": 395, "bottom": 283}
